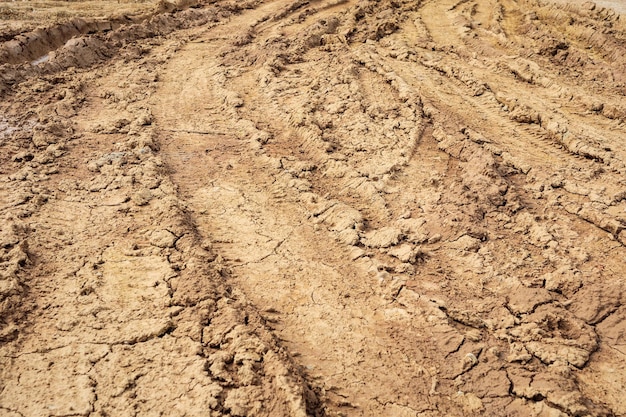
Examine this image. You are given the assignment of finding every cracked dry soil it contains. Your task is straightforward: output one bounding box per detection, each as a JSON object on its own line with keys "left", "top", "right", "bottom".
{"left": 1, "top": 0, "right": 626, "bottom": 416}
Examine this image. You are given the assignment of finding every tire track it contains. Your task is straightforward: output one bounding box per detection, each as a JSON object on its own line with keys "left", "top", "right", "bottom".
{"left": 0, "top": 0, "right": 625, "bottom": 415}
{"left": 153, "top": 4, "right": 466, "bottom": 415}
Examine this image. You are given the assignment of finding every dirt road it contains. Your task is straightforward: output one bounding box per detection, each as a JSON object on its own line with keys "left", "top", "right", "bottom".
{"left": 1, "top": 0, "right": 625, "bottom": 415}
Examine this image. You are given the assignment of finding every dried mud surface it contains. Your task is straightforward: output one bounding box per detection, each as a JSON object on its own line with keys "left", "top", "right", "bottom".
{"left": 1, "top": 0, "right": 626, "bottom": 416}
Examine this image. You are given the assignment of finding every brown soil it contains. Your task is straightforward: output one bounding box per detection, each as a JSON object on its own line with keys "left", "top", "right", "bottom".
{"left": 1, "top": 0, "right": 625, "bottom": 416}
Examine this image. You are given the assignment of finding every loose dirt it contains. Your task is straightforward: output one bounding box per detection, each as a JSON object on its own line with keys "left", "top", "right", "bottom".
{"left": 1, "top": 0, "right": 625, "bottom": 416}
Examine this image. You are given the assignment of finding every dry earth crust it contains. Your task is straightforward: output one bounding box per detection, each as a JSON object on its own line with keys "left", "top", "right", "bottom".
{"left": 1, "top": 0, "right": 626, "bottom": 416}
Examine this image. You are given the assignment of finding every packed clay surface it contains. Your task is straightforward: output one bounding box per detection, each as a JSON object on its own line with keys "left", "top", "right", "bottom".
{"left": 1, "top": 0, "right": 625, "bottom": 416}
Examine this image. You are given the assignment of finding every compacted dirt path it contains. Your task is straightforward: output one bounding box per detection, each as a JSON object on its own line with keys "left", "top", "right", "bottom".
{"left": 1, "top": 0, "right": 626, "bottom": 416}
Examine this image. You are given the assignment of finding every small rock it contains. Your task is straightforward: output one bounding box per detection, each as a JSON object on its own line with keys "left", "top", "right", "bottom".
{"left": 461, "top": 352, "right": 478, "bottom": 372}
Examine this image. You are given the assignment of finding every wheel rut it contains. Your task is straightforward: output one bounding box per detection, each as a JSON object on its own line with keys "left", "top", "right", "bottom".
{"left": 153, "top": 5, "right": 459, "bottom": 416}
{"left": 1, "top": 0, "right": 625, "bottom": 415}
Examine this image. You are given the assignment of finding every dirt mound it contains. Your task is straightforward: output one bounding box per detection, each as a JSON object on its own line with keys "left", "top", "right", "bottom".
{"left": 1, "top": 0, "right": 625, "bottom": 416}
